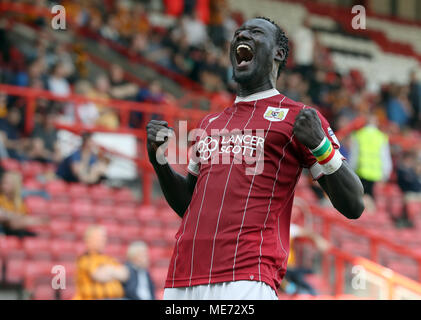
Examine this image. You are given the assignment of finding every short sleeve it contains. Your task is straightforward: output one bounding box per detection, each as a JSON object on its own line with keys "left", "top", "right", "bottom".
{"left": 187, "top": 158, "right": 200, "bottom": 176}
{"left": 297, "top": 108, "right": 344, "bottom": 180}
{"left": 69, "top": 151, "right": 82, "bottom": 163}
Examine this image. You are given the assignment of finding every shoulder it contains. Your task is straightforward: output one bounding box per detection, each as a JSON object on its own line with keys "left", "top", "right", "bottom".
{"left": 76, "top": 253, "right": 91, "bottom": 267}
{"left": 197, "top": 109, "right": 228, "bottom": 129}
{"left": 271, "top": 95, "right": 325, "bottom": 121}
{"left": 70, "top": 150, "right": 82, "bottom": 161}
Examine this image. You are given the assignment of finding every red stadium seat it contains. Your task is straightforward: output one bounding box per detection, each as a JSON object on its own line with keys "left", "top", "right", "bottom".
{"left": 388, "top": 261, "right": 418, "bottom": 279}
{"left": 45, "top": 180, "right": 68, "bottom": 199}
{"left": 51, "top": 240, "right": 85, "bottom": 261}
{"left": 115, "top": 205, "right": 136, "bottom": 221}
{"left": 104, "top": 244, "right": 126, "bottom": 261}
{"left": 68, "top": 183, "right": 89, "bottom": 199}
{"left": 5, "top": 259, "right": 25, "bottom": 284}
{"left": 96, "top": 216, "right": 118, "bottom": 226}
{"left": 25, "top": 197, "right": 48, "bottom": 217}
{"left": 120, "top": 225, "right": 142, "bottom": 243}
{"left": 1, "top": 158, "right": 20, "bottom": 171}
{"left": 71, "top": 202, "right": 94, "bottom": 220}
{"left": 140, "top": 225, "right": 163, "bottom": 241}
{"left": 24, "top": 178, "right": 43, "bottom": 191}
{"left": 92, "top": 204, "right": 115, "bottom": 219}
{"left": 101, "top": 222, "right": 123, "bottom": 242}
{"left": 49, "top": 220, "right": 75, "bottom": 240}
{"left": 150, "top": 266, "right": 168, "bottom": 290}
{"left": 72, "top": 221, "right": 93, "bottom": 239}
{"left": 0, "top": 236, "right": 22, "bottom": 253}
{"left": 32, "top": 284, "right": 56, "bottom": 300}
{"left": 23, "top": 238, "right": 52, "bottom": 260}
{"left": 138, "top": 206, "right": 157, "bottom": 218}
{"left": 113, "top": 188, "right": 135, "bottom": 204}
{"left": 24, "top": 260, "right": 54, "bottom": 289}
{"left": 90, "top": 184, "right": 113, "bottom": 201}
{"left": 21, "top": 161, "right": 45, "bottom": 179}
{"left": 47, "top": 199, "right": 72, "bottom": 218}
{"left": 59, "top": 285, "right": 76, "bottom": 300}
{"left": 149, "top": 246, "right": 172, "bottom": 263}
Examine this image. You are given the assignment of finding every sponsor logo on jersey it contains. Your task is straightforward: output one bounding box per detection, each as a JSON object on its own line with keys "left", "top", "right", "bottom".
{"left": 263, "top": 107, "right": 289, "bottom": 122}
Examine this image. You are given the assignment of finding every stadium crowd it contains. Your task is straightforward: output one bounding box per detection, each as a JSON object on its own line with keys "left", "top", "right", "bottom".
{"left": 0, "top": 0, "right": 420, "bottom": 299}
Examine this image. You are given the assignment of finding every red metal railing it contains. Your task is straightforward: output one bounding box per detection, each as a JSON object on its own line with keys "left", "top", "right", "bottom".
{"left": 325, "top": 246, "right": 421, "bottom": 299}
{"left": 293, "top": 197, "right": 421, "bottom": 284}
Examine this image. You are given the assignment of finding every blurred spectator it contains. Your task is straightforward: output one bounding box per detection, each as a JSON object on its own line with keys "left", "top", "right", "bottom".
{"left": 386, "top": 84, "right": 412, "bottom": 128}
{"left": 292, "top": 16, "right": 315, "bottom": 78}
{"left": 0, "top": 171, "right": 47, "bottom": 238}
{"left": 0, "top": 91, "right": 7, "bottom": 118}
{"left": 100, "top": 15, "right": 120, "bottom": 42}
{"left": 121, "top": 241, "right": 156, "bottom": 300}
{"left": 74, "top": 80, "right": 100, "bottom": 127}
{"left": 282, "top": 223, "right": 330, "bottom": 296}
{"left": 396, "top": 151, "right": 421, "bottom": 227}
{"left": 74, "top": 225, "right": 127, "bottom": 300}
{"left": 397, "top": 152, "right": 421, "bottom": 198}
{"left": 27, "top": 109, "right": 61, "bottom": 163}
{"left": 47, "top": 62, "right": 71, "bottom": 97}
{"left": 109, "top": 64, "right": 139, "bottom": 101}
{"left": 130, "top": 80, "right": 166, "bottom": 128}
{"left": 137, "top": 80, "right": 165, "bottom": 104}
{"left": 409, "top": 71, "right": 421, "bottom": 129}
{"left": 349, "top": 115, "right": 392, "bottom": 212}
{"left": 181, "top": 13, "right": 208, "bottom": 48}
{"left": 56, "top": 132, "right": 109, "bottom": 184}
{"left": 91, "top": 74, "right": 120, "bottom": 129}
{"left": 0, "top": 107, "right": 26, "bottom": 160}
{"left": 208, "top": 0, "right": 227, "bottom": 48}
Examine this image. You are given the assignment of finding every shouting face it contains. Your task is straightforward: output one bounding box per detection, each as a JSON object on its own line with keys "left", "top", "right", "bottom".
{"left": 230, "top": 18, "right": 284, "bottom": 86}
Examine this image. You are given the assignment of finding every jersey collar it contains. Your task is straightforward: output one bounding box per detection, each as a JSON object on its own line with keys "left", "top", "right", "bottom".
{"left": 235, "top": 88, "right": 280, "bottom": 103}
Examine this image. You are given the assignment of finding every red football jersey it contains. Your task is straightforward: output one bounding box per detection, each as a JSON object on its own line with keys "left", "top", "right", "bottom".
{"left": 165, "top": 89, "right": 341, "bottom": 292}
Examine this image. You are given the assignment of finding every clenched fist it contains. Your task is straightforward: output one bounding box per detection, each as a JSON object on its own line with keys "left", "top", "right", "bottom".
{"left": 146, "top": 120, "right": 173, "bottom": 164}
{"left": 293, "top": 108, "right": 326, "bottom": 149}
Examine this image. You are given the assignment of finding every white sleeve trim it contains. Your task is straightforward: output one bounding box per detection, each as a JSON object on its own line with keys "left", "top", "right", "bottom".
{"left": 187, "top": 158, "right": 200, "bottom": 176}
{"left": 309, "top": 150, "right": 345, "bottom": 180}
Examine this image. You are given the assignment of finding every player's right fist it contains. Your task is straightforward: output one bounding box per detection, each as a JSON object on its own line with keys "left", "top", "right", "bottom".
{"left": 146, "top": 120, "right": 172, "bottom": 162}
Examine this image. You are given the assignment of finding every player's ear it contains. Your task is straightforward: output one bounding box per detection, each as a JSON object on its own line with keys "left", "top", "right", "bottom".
{"left": 274, "top": 47, "right": 286, "bottom": 64}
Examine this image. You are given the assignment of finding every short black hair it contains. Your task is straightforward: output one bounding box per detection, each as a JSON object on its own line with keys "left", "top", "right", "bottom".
{"left": 255, "top": 16, "right": 289, "bottom": 78}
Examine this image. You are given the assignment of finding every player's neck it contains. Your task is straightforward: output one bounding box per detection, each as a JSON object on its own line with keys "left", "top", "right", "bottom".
{"left": 236, "top": 79, "right": 275, "bottom": 98}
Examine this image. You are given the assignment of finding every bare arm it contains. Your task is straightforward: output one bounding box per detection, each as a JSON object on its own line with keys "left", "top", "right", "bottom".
{"left": 71, "top": 160, "right": 107, "bottom": 184}
{"left": 317, "top": 160, "right": 365, "bottom": 219}
{"left": 91, "top": 265, "right": 129, "bottom": 283}
{"left": 147, "top": 120, "right": 197, "bottom": 218}
{"left": 293, "top": 109, "right": 364, "bottom": 220}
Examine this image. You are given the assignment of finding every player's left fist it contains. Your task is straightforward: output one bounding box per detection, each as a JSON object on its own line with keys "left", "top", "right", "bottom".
{"left": 293, "top": 108, "right": 326, "bottom": 149}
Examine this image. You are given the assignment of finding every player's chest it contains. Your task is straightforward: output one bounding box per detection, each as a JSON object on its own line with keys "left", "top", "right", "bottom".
{"left": 196, "top": 109, "right": 296, "bottom": 163}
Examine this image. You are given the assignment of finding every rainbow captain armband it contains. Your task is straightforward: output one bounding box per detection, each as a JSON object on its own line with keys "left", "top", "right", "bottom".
{"left": 311, "top": 136, "right": 343, "bottom": 175}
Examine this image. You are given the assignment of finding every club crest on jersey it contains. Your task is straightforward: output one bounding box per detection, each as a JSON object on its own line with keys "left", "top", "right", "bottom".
{"left": 263, "top": 107, "right": 289, "bottom": 122}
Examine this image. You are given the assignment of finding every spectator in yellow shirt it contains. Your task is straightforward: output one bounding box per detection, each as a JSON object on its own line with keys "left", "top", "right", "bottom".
{"left": 0, "top": 171, "right": 47, "bottom": 237}
{"left": 74, "top": 225, "right": 128, "bottom": 300}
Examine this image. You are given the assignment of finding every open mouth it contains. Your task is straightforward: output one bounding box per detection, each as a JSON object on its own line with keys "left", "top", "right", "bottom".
{"left": 235, "top": 44, "right": 254, "bottom": 68}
